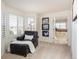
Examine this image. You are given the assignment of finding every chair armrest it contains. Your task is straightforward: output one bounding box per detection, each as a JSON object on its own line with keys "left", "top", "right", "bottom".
{"left": 17, "top": 35, "right": 25, "bottom": 41}
{"left": 31, "top": 37, "right": 38, "bottom": 48}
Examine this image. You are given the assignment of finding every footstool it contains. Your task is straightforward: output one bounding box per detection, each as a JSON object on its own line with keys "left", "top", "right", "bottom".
{"left": 10, "top": 44, "right": 30, "bottom": 57}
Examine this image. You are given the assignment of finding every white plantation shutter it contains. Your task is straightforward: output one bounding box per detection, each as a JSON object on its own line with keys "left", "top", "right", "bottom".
{"left": 1, "top": 12, "right": 5, "bottom": 39}
{"left": 1, "top": 11, "right": 6, "bottom": 55}
{"left": 17, "top": 16, "right": 24, "bottom": 35}
{"left": 27, "top": 17, "right": 35, "bottom": 30}
{"left": 9, "top": 14, "right": 17, "bottom": 35}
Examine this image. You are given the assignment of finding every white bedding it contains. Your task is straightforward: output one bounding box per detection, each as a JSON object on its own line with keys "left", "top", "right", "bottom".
{"left": 10, "top": 41, "right": 36, "bottom": 53}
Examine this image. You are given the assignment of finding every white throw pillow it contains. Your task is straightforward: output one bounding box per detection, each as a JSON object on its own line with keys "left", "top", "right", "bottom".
{"left": 25, "top": 35, "right": 33, "bottom": 40}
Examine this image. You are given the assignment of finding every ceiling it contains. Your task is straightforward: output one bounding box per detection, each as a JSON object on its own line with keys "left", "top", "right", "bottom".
{"left": 2, "top": 0, "right": 73, "bottom": 13}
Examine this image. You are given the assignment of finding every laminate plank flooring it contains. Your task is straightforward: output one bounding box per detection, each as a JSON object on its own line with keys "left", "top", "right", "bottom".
{"left": 2, "top": 42, "right": 72, "bottom": 59}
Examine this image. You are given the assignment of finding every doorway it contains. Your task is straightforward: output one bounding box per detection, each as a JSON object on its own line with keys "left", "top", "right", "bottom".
{"left": 53, "top": 17, "right": 68, "bottom": 44}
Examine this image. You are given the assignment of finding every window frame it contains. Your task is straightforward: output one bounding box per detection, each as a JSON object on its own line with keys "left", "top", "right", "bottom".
{"left": 9, "top": 14, "right": 18, "bottom": 35}
{"left": 9, "top": 13, "right": 24, "bottom": 36}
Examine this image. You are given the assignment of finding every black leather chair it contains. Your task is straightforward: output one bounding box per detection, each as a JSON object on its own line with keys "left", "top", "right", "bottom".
{"left": 24, "top": 31, "right": 38, "bottom": 48}
{"left": 10, "top": 31, "right": 39, "bottom": 57}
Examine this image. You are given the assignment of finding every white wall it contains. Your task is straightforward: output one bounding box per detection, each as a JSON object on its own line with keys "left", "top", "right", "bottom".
{"left": 38, "top": 10, "right": 72, "bottom": 43}
{"left": 71, "top": 0, "right": 77, "bottom": 59}
{"left": 72, "top": 20, "right": 77, "bottom": 59}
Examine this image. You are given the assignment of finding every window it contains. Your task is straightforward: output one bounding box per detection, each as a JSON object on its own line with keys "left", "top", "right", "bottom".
{"left": 17, "top": 16, "right": 24, "bottom": 34}
{"left": 27, "top": 17, "right": 35, "bottom": 30}
{"left": 55, "top": 22, "right": 67, "bottom": 29}
{"left": 9, "top": 14, "right": 17, "bottom": 35}
{"left": 9, "top": 14, "right": 24, "bottom": 35}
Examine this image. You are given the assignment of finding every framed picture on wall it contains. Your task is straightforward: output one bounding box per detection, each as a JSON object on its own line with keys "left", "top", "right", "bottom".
{"left": 42, "top": 17, "right": 49, "bottom": 24}
{"left": 42, "top": 24, "right": 49, "bottom": 30}
{"left": 42, "top": 31, "right": 49, "bottom": 37}
{"left": 42, "top": 17, "right": 49, "bottom": 37}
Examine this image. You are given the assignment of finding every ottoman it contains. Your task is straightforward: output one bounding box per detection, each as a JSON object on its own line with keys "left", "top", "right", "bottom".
{"left": 10, "top": 44, "right": 30, "bottom": 57}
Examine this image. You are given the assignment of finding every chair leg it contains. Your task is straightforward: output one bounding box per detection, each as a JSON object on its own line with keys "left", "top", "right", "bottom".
{"left": 24, "top": 53, "right": 27, "bottom": 57}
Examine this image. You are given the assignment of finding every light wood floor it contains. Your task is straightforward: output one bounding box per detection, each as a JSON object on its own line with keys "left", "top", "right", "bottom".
{"left": 1, "top": 42, "right": 72, "bottom": 59}
{"left": 54, "top": 32, "right": 68, "bottom": 44}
